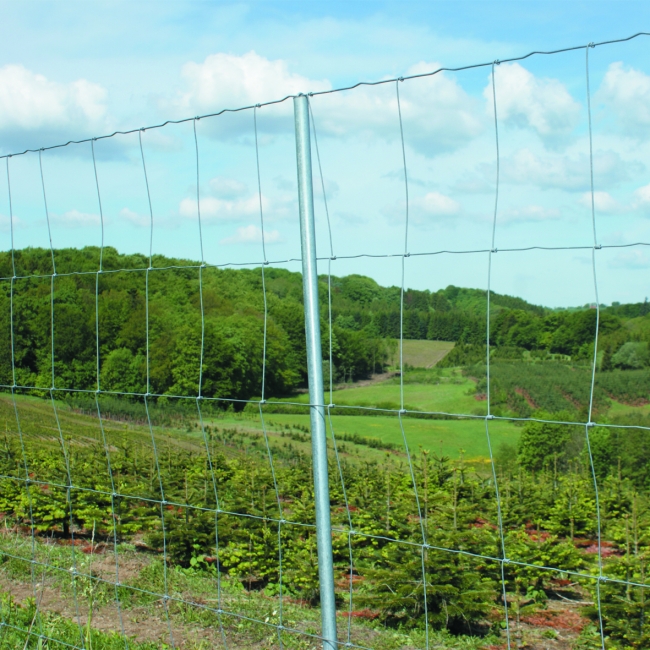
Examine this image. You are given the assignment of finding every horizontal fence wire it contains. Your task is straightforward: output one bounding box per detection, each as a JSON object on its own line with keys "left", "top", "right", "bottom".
{"left": 1, "top": 242, "right": 649, "bottom": 282}
{"left": 1, "top": 31, "right": 650, "bottom": 650}
{"left": 0, "top": 31, "right": 648, "bottom": 159}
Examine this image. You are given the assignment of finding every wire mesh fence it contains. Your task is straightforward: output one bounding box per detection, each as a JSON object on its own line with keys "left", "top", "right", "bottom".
{"left": 1, "top": 32, "right": 650, "bottom": 650}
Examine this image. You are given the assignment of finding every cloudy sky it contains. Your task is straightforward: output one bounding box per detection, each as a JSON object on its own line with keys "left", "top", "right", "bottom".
{"left": 1, "top": 0, "right": 649, "bottom": 308}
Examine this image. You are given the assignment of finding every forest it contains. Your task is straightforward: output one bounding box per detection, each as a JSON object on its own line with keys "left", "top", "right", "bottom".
{"left": 1, "top": 246, "right": 649, "bottom": 402}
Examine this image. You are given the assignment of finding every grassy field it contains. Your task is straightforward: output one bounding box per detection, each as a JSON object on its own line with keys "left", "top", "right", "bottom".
{"left": 387, "top": 339, "right": 455, "bottom": 368}
{"left": 253, "top": 413, "right": 520, "bottom": 462}
{"left": 329, "top": 379, "right": 481, "bottom": 414}
{"left": 286, "top": 371, "right": 484, "bottom": 415}
{"left": 0, "top": 391, "right": 518, "bottom": 469}
{"left": 605, "top": 399, "right": 650, "bottom": 419}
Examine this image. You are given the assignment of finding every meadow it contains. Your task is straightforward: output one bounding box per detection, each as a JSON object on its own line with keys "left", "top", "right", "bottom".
{"left": 252, "top": 414, "right": 518, "bottom": 463}
{"left": 386, "top": 340, "right": 455, "bottom": 369}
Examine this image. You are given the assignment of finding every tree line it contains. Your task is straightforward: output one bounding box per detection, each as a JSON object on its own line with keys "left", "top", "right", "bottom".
{"left": 1, "top": 247, "right": 648, "bottom": 405}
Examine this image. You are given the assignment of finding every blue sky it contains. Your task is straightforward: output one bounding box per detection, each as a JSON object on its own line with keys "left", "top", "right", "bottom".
{"left": 1, "top": 0, "right": 649, "bottom": 308}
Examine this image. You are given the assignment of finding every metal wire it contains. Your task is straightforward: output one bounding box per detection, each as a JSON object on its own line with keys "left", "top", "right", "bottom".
{"left": 395, "top": 78, "right": 430, "bottom": 650}
{"left": 38, "top": 147, "right": 87, "bottom": 648}
{"left": 486, "top": 61, "right": 511, "bottom": 650}
{"left": 1, "top": 241, "right": 649, "bottom": 283}
{"left": 1, "top": 32, "right": 649, "bottom": 160}
{"left": 254, "top": 105, "right": 287, "bottom": 649}
{"left": 3, "top": 155, "right": 46, "bottom": 646}
{"left": 584, "top": 43, "right": 606, "bottom": 650}
{"left": 2, "top": 32, "right": 650, "bottom": 650}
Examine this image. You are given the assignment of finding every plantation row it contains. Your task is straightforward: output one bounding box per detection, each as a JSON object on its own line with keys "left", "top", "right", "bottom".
{"left": 472, "top": 363, "right": 650, "bottom": 418}
{"left": 1, "top": 397, "right": 649, "bottom": 646}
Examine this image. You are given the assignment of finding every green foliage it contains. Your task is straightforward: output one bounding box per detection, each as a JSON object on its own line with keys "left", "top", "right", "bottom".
{"left": 593, "top": 553, "right": 650, "bottom": 648}
{"left": 517, "top": 419, "right": 576, "bottom": 472}
{"left": 612, "top": 342, "right": 650, "bottom": 370}
{"left": 437, "top": 344, "right": 486, "bottom": 368}
{"left": 4, "top": 247, "right": 649, "bottom": 402}
{"left": 0, "top": 248, "right": 391, "bottom": 401}
{"left": 470, "top": 362, "right": 650, "bottom": 418}
{"left": 4, "top": 393, "right": 650, "bottom": 646}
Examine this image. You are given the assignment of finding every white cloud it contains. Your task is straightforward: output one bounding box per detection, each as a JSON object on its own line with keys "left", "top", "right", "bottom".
{"left": 220, "top": 224, "right": 282, "bottom": 245}
{"left": 416, "top": 191, "right": 461, "bottom": 217}
{"left": 595, "top": 62, "right": 650, "bottom": 139}
{"left": 633, "top": 183, "right": 650, "bottom": 213}
{"left": 180, "top": 195, "right": 261, "bottom": 222}
{"left": 608, "top": 249, "right": 650, "bottom": 270}
{"left": 486, "top": 63, "right": 581, "bottom": 146}
{"left": 499, "top": 148, "right": 641, "bottom": 191}
{"left": 316, "top": 61, "right": 484, "bottom": 155}
{"left": 179, "top": 174, "right": 295, "bottom": 223}
{"left": 175, "top": 52, "right": 483, "bottom": 154}
{"left": 177, "top": 50, "right": 330, "bottom": 114}
{"left": 0, "top": 65, "right": 108, "bottom": 145}
{"left": 499, "top": 205, "right": 561, "bottom": 224}
{"left": 579, "top": 191, "right": 624, "bottom": 215}
{"left": 120, "top": 208, "right": 150, "bottom": 227}
{"left": 389, "top": 191, "right": 461, "bottom": 227}
{"left": 52, "top": 210, "right": 101, "bottom": 227}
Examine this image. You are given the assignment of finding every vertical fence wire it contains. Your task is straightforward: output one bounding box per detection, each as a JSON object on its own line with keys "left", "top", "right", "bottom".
{"left": 253, "top": 105, "right": 287, "bottom": 648}
{"left": 395, "top": 78, "right": 430, "bottom": 650}
{"left": 3, "top": 155, "right": 47, "bottom": 648}
{"left": 138, "top": 129, "right": 176, "bottom": 648}
{"left": 584, "top": 42, "right": 607, "bottom": 650}
{"left": 39, "top": 148, "right": 87, "bottom": 649}
{"left": 91, "top": 137, "right": 130, "bottom": 648}
{"left": 193, "top": 116, "right": 231, "bottom": 649}
{"left": 1, "top": 34, "right": 650, "bottom": 650}
{"left": 486, "top": 62, "right": 512, "bottom": 650}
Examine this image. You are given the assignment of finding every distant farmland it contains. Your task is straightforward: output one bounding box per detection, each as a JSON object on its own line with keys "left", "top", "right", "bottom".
{"left": 388, "top": 339, "right": 455, "bottom": 368}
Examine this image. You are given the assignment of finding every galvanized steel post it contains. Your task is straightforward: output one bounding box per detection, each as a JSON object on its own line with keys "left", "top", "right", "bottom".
{"left": 293, "top": 94, "right": 338, "bottom": 650}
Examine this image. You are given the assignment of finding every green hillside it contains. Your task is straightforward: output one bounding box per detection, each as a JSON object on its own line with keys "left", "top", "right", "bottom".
{"left": 2, "top": 246, "right": 649, "bottom": 410}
